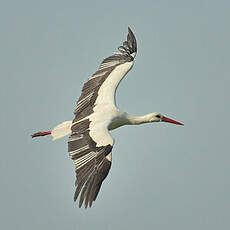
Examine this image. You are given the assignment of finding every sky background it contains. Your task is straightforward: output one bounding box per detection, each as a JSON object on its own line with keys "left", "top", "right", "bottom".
{"left": 1, "top": 0, "right": 230, "bottom": 229}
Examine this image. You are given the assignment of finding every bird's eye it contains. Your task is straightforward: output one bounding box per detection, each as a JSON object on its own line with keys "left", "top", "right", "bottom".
{"left": 156, "top": 115, "right": 161, "bottom": 118}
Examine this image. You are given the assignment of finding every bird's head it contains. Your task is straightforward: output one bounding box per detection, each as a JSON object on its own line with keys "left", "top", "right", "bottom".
{"left": 147, "top": 113, "right": 184, "bottom": 125}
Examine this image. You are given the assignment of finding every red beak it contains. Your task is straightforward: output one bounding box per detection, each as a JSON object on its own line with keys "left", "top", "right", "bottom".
{"left": 162, "top": 116, "right": 184, "bottom": 126}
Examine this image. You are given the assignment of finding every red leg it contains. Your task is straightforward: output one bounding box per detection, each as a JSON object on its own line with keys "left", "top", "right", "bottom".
{"left": 31, "top": 131, "right": 51, "bottom": 138}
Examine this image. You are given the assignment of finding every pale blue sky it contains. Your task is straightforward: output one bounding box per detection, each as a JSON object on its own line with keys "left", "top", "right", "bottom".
{"left": 1, "top": 1, "right": 230, "bottom": 229}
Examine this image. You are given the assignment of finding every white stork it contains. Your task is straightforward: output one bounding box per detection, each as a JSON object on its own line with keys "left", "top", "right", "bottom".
{"left": 32, "top": 28, "right": 184, "bottom": 208}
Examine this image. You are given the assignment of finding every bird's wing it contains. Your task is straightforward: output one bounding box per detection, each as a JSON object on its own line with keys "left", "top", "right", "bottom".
{"left": 68, "top": 28, "right": 137, "bottom": 208}
{"left": 68, "top": 119, "right": 113, "bottom": 208}
{"left": 73, "top": 27, "right": 137, "bottom": 123}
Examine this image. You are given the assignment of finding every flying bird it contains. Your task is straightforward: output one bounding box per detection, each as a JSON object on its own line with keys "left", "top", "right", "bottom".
{"left": 32, "top": 28, "right": 184, "bottom": 208}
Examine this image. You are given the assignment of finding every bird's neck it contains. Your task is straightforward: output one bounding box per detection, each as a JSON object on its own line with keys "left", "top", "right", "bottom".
{"left": 125, "top": 113, "right": 152, "bottom": 125}
{"left": 108, "top": 112, "right": 152, "bottom": 130}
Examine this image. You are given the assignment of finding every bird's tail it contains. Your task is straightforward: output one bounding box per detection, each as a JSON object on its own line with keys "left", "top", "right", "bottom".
{"left": 31, "top": 121, "right": 72, "bottom": 141}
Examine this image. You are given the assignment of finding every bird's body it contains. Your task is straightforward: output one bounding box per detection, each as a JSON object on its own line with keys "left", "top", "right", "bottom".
{"left": 32, "top": 28, "right": 183, "bottom": 208}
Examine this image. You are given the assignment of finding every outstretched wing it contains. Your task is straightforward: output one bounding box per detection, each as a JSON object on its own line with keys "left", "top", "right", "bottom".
{"left": 68, "top": 28, "right": 137, "bottom": 208}
{"left": 68, "top": 119, "right": 113, "bottom": 208}
{"left": 73, "top": 27, "right": 137, "bottom": 123}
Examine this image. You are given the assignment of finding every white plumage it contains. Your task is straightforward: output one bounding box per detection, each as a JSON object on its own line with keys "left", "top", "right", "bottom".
{"left": 51, "top": 121, "right": 72, "bottom": 140}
